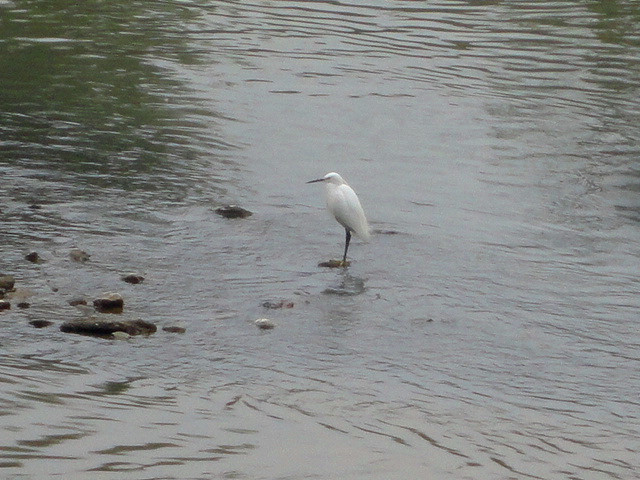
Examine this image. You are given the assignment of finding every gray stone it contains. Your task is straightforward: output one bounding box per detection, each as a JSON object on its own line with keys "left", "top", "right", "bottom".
{"left": 255, "top": 318, "right": 275, "bottom": 330}
{"left": 70, "top": 249, "right": 90, "bottom": 262}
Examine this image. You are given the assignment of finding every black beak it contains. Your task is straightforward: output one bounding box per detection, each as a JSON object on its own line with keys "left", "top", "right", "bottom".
{"left": 306, "top": 178, "right": 325, "bottom": 184}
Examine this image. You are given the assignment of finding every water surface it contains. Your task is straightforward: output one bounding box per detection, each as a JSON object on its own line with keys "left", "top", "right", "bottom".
{"left": 1, "top": 1, "right": 639, "bottom": 479}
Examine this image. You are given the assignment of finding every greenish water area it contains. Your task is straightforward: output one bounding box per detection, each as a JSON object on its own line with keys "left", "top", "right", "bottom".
{"left": 1, "top": 1, "right": 639, "bottom": 479}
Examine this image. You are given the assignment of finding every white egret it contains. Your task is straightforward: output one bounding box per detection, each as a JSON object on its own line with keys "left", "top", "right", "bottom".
{"left": 307, "top": 172, "right": 370, "bottom": 265}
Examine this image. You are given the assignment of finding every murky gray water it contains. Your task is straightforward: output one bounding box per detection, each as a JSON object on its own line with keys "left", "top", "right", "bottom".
{"left": 1, "top": 1, "right": 639, "bottom": 478}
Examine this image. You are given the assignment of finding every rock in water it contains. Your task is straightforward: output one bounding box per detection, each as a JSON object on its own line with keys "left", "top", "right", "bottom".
{"left": 70, "top": 248, "right": 90, "bottom": 262}
{"left": 163, "top": 325, "right": 186, "bottom": 334}
{"left": 261, "top": 300, "right": 294, "bottom": 309}
{"left": 93, "top": 293, "right": 124, "bottom": 313}
{"left": 121, "top": 273, "right": 144, "bottom": 284}
{"left": 255, "top": 318, "right": 275, "bottom": 330}
{"left": 318, "top": 260, "right": 350, "bottom": 268}
{"left": 0, "top": 300, "right": 10, "bottom": 311}
{"left": 25, "top": 252, "right": 40, "bottom": 263}
{"left": 60, "top": 318, "right": 157, "bottom": 337}
{"left": 30, "top": 320, "right": 53, "bottom": 328}
{"left": 215, "top": 205, "right": 253, "bottom": 219}
{"left": 69, "top": 296, "right": 88, "bottom": 306}
{"left": 0, "top": 274, "right": 15, "bottom": 291}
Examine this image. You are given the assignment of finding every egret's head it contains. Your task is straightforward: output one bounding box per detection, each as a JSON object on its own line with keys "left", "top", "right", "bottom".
{"left": 306, "top": 172, "right": 346, "bottom": 185}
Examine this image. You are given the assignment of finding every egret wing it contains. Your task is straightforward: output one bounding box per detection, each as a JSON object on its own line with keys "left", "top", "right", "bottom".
{"left": 328, "top": 184, "right": 370, "bottom": 241}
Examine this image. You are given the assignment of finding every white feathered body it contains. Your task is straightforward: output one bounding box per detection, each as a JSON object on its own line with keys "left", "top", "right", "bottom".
{"left": 324, "top": 179, "right": 371, "bottom": 242}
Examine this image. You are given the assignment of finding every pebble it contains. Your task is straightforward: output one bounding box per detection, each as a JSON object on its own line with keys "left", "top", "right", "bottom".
{"left": 112, "top": 331, "right": 131, "bottom": 340}
{"left": 255, "top": 318, "right": 275, "bottom": 330}
{"left": 215, "top": 205, "right": 253, "bottom": 219}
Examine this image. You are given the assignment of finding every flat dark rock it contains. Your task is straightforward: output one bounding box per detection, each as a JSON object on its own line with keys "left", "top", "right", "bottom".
{"left": 121, "top": 273, "right": 144, "bottom": 284}
{"left": 93, "top": 294, "right": 124, "bottom": 313}
{"left": 215, "top": 205, "right": 253, "bottom": 219}
{"left": 0, "top": 300, "right": 10, "bottom": 311}
{"left": 17, "top": 302, "right": 30, "bottom": 309}
{"left": 60, "top": 318, "right": 157, "bottom": 337}
{"left": 30, "top": 320, "right": 53, "bottom": 328}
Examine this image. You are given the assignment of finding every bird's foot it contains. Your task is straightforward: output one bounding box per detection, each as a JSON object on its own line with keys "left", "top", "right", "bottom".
{"left": 318, "top": 259, "right": 351, "bottom": 268}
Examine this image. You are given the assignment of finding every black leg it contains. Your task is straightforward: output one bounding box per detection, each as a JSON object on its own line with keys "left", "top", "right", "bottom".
{"left": 342, "top": 229, "right": 351, "bottom": 264}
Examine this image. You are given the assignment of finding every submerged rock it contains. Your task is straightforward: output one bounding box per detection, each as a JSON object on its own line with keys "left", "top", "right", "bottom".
{"left": 29, "top": 320, "right": 53, "bottom": 328}
{"left": 60, "top": 318, "right": 157, "bottom": 337}
{"left": 25, "top": 252, "right": 40, "bottom": 263}
{"left": 215, "top": 205, "right": 253, "bottom": 219}
{"left": 17, "top": 302, "right": 30, "bottom": 309}
{"left": 163, "top": 325, "right": 186, "bottom": 334}
{"left": 121, "top": 273, "right": 144, "bottom": 284}
{"left": 5, "top": 287, "right": 35, "bottom": 302}
{"left": 0, "top": 300, "right": 10, "bottom": 311}
{"left": 0, "top": 274, "right": 16, "bottom": 291}
{"left": 93, "top": 293, "right": 124, "bottom": 313}
{"left": 68, "top": 296, "right": 88, "bottom": 307}
{"left": 255, "top": 318, "right": 275, "bottom": 330}
{"left": 318, "top": 260, "right": 350, "bottom": 268}
{"left": 70, "top": 248, "right": 90, "bottom": 262}
{"left": 261, "top": 300, "right": 294, "bottom": 309}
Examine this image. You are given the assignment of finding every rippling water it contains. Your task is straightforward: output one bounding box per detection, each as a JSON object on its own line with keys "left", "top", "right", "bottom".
{"left": 1, "top": 1, "right": 639, "bottom": 478}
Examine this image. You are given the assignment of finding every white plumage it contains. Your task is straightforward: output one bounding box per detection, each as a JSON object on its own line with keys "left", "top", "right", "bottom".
{"left": 307, "top": 172, "right": 370, "bottom": 264}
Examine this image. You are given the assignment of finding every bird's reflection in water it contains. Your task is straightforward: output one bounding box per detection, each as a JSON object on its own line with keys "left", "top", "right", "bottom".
{"left": 322, "top": 270, "right": 366, "bottom": 296}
